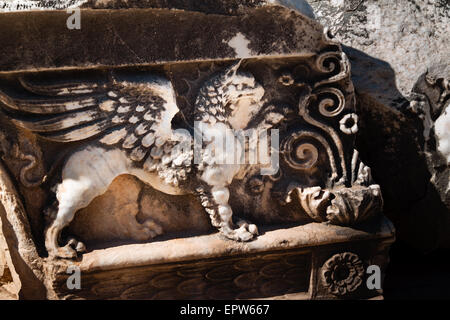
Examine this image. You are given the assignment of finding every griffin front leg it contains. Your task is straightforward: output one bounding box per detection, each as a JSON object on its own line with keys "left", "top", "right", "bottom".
{"left": 45, "top": 204, "right": 85, "bottom": 259}
{"left": 207, "top": 186, "right": 258, "bottom": 242}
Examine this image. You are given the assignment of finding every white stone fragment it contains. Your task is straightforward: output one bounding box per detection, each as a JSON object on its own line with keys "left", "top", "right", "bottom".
{"left": 435, "top": 104, "right": 450, "bottom": 164}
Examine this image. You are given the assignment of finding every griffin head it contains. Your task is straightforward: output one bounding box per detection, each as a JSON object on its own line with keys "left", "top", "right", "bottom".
{"left": 195, "top": 61, "right": 265, "bottom": 129}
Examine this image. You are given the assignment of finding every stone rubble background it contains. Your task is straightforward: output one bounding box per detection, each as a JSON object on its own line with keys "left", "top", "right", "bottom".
{"left": 309, "top": 0, "right": 450, "bottom": 251}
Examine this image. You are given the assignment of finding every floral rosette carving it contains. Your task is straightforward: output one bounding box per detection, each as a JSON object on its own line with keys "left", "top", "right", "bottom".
{"left": 321, "top": 252, "right": 365, "bottom": 296}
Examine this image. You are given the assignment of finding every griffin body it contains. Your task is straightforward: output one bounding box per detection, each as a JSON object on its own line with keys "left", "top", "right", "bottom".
{"left": 0, "top": 62, "right": 269, "bottom": 258}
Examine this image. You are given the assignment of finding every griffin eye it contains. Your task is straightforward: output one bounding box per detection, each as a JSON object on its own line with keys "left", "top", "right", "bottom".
{"left": 248, "top": 176, "right": 265, "bottom": 194}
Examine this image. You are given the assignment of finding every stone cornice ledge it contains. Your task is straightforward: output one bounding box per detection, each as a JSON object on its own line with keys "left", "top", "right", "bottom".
{"left": 79, "top": 216, "right": 395, "bottom": 272}
{"left": 0, "top": 6, "right": 324, "bottom": 73}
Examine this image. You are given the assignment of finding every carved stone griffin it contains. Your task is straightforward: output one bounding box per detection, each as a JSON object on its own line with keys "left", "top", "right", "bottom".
{"left": 0, "top": 38, "right": 383, "bottom": 260}
{"left": 0, "top": 61, "right": 276, "bottom": 258}
{"left": 0, "top": 3, "right": 397, "bottom": 301}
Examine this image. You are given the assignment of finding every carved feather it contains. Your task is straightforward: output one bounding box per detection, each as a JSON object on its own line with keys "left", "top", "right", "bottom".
{"left": 19, "top": 77, "right": 105, "bottom": 96}
{"left": 0, "top": 74, "right": 181, "bottom": 165}
{"left": 0, "top": 93, "right": 99, "bottom": 114}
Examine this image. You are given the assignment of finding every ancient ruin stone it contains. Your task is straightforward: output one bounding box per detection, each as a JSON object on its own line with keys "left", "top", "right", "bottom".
{"left": 0, "top": 0, "right": 394, "bottom": 300}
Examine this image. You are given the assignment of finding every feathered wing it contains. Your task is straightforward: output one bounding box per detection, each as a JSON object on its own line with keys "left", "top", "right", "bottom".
{"left": 0, "top": 74, "right": 180, "bottom": 164}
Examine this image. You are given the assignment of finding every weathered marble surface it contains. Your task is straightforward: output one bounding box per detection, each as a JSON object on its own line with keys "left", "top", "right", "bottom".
{"left": 0, "top": 0, "right": 315, "bottom": 17}
{"left": 310, "top": 0, "right": 449, "bottom": 97}
{"left": 78, "top": 216, "right": 394, "bottom": 272}
{"left": 0, "top": 6, "right": 323, "bottom": 72}
{"left": 48, "top": 216, "right": 394, "bottom": 300}
{"left": 0, "top": 232, "right": 16, "bottom": 299}
{"left": 69, "top": 175, "right": 212, "bottom": 246}
{"left": 0, "top": 161, "right": 46, "bottom": 299}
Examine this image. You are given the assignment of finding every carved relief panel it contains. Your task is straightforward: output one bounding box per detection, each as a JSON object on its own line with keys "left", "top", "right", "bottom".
{"left": 0, "top": 33, "right": 382, "bottom": 258}
{"left": 0, "top": 3, "right": 393, "bottom": 300}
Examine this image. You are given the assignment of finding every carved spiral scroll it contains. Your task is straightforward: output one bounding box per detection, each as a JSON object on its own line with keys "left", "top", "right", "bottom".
{"left": 295, "top": 143, "right": 318, "bottom": 168}
{"left": 299, "top": 91, "right": 348, "bottom": 184}
{"left": 11, "top": 144, "right": 44, "bottom": 188}
{"left": 314, "top": 51, "right": 351, "bottom": 88}
{"left": 316, "top": 87, "right": 345, "bottom": 117}
{"left": 315, "top": 52, "right": 340, "bottom": 74}
{"left": 19, "top": 154, "right": 42, "bottom": 188}
{"left": 283, "top": 131, "right": 338, "bottom": 180}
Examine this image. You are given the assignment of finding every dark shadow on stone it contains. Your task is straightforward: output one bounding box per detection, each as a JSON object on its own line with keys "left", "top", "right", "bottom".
{"left": 384, "top": 240, "right": 450, "bottom": 299}
{"left": 343, "top": 46, "right": 449, "bottom": 253}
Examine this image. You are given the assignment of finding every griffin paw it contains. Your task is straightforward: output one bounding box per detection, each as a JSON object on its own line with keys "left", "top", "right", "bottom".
{"left": 67, "top": 237, "right": 87, "bottom": 253}
{"left": 49, "top": 238, "right": 86, "bottom": 259}
{"left": 222, "top": 221, "right": 259, "bottom": 242}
